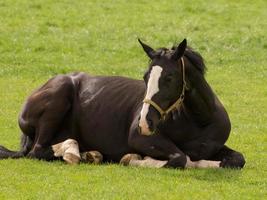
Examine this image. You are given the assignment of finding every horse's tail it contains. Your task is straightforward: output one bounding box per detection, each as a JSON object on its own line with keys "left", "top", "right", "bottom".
{"left": 0, "top": 134, "right": 33, "bottom": 159}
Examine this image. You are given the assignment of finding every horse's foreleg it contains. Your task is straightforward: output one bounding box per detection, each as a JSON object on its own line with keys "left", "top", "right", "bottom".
{"left": 120, "top": 154, "right": 168, "bottom": 168}
{"left": 185, "top": 156, "right": 220, "bottom": 168}
{"left": 210, "top": 145, "right": 245, "bottom": 169}
{"left": 128, "top": 126, "right": 187, "bottom": 168}
{"left": 120, "top": 154, "right": 221, "bottom": 169}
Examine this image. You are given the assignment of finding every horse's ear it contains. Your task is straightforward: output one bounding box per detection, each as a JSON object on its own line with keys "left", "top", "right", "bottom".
{"left": 171, "top": 39, "right": 187, "bottom": 60}
{"left": 138, "top": 39, "right": 156, "bottom": 59}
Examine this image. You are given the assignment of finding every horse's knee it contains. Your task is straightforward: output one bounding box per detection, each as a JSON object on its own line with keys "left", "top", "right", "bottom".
{"left": 165, "top": 153, "right": 187, "bottom": 169}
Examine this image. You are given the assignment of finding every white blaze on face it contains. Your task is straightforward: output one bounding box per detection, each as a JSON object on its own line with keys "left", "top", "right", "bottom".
{"left": 139, "top": 65, "right": 163, "bottom": 135}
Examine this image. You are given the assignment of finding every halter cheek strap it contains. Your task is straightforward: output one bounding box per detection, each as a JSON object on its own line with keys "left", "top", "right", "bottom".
{"left": 143, "top": 57, "right": 186, "bottom": 121}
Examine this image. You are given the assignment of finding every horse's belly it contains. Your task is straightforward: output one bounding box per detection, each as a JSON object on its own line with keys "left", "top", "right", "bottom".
{"left": 76, "top": 103, "right": 132, "bottom": 160}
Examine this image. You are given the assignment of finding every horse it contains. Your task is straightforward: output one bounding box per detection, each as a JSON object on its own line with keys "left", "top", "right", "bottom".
{"left": 0, "top": 39, "right": 245, "bottom": 169}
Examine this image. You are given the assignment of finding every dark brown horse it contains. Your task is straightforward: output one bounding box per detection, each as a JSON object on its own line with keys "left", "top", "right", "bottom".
{"left": 0, "top": 39, "right": 245, "bottom": 169}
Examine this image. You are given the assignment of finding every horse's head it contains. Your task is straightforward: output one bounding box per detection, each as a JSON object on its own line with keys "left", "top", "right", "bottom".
{"left": 138, "top": 39, "right": 187, "bottom": 135}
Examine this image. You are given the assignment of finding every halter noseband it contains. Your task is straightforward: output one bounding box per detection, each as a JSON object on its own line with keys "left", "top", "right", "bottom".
{"left": 143, "top": 57, "right": 186, "bottom": 121}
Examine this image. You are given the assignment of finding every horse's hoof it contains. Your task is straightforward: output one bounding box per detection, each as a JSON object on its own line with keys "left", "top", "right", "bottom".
{"left": 63, "top": 152, "right": 80, "bottom": 164}
{"left": 81, "top": 151, "right": 103, "bottom": 164}
{"left": 52, "top": 139, "right": 79, "bottom": 157}
{"left": 120, "top": 154, "right": 142, "bottom": 166}
{"left": 52, "top": 139, "right": 81, "bottom": 164}
{"left": 220, "top": 157, "right": 245, "bottom": 169}
{"left": 52, "top": 142, "right": 65, "bottom": 157}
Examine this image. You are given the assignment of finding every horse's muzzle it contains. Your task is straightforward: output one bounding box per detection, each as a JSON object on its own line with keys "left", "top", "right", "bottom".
{"left": 138, "top": 125, "right": 152, "bottom": 136}
{"left": 138, "top": 119, "right": 155, "bottom": 136}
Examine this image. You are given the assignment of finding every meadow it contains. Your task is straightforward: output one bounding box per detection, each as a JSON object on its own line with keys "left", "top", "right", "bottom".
{"left": 0, "top": 0, "right": 266, "bottom": 199}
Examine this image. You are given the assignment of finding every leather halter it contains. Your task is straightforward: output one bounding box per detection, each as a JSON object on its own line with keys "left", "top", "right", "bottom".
{"left": 143, "top": 57, "right": 186, "bottom": 121}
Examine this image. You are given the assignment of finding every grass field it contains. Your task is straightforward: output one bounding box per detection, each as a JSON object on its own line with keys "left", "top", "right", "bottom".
{"left": 0, "top": 0, "right": 266, "bottom": 199}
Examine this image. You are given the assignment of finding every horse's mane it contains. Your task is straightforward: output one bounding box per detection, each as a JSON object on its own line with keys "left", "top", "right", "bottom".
{"left": 184, "top": 47, "right": 206, "bottom": 75}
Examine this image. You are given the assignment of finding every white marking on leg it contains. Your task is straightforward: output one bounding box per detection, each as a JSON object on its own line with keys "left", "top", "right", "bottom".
{"left": 120, "top": 154, "right": 142, "bottom": 166}
{"left": 131, "top": 156, "right": 167, "bottom": 168}
{"left": 52, "top": 139, "right": 81, "bottom": 164}
{"left": 139, "top": 66, "right": 163, "bottom": 135}
{"left": 121, "top": 154, "right": 167, "bottom": 168}
{"left": 185, "top": 156, "right": 221, "bottom": 168}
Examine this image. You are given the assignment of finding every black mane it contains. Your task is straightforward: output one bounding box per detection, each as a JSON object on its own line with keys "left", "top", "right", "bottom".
{"left": 184, "top": 47, "right": 206, "bottom": 75}
{"left": 154, "top": 45, "right": 207, "bottom": 75}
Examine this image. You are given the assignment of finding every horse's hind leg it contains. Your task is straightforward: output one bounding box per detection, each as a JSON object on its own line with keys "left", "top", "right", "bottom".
{"left": 52, "top": 139, "right": 81, "bottom": 164}
{"left": 24, "top": 75, "right": 75, "bottom": 161}
{"left": 52, "top": 141, "right": 103, "bottom": 164}
{"left": 211, "top": 145, "right": 245, "bottom": 169}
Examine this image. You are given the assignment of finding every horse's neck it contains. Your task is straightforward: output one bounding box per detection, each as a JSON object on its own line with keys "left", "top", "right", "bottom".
{"left": 183, "top": 76, "right": 216, "bottom": 125}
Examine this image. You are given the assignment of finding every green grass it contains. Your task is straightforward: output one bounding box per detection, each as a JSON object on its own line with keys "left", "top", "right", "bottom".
{"left": 0, "top": 0, "right": 266, "bottom": 199}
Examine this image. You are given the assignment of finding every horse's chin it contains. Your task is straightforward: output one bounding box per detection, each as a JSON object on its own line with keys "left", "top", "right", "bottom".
{"left": 139, "top": 128, "right": 151, "bottom": 136}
